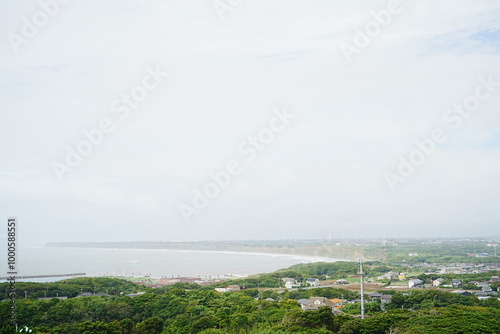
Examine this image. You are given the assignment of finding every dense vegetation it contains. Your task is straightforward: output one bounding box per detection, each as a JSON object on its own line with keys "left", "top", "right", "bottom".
{"left": 1, "top": 277, "right": 499, "bottom": 333}
{"left": 0, "top": 277, "right": 138, "bottom": 299}
{"left": 210, "top": 262, "right": 405, "bottom": 289}
{"left": 3, "top": 239, "right": 498, "bottom": 333}
{"left": 413, "top": 271, "right": 500, "bottom": 290}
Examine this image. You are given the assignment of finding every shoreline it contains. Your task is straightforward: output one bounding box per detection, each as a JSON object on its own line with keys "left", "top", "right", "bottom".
{"left": 43, "top": 246, "right": 353, "bottom": 264}
{"left": 10, "top": 247, "right": 353, "bottom": 282}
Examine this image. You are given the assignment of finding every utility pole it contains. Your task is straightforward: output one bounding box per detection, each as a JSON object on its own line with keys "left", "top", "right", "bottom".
{"left": 358, "top": 257, "right": 365, "bottom": 319}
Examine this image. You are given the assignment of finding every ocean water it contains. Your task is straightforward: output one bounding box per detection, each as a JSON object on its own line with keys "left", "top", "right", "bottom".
{"left": 1, "top": 247, "right": 344, "bottom": 282}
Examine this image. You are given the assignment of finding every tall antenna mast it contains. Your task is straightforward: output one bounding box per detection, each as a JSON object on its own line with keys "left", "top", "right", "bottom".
{"left": 358, "top": 257, "right": 365, "bottom": 319}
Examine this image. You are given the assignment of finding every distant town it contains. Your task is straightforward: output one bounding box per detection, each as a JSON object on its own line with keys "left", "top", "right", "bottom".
{"left": 2, "top": 237, "right": 499, "bottom": 332}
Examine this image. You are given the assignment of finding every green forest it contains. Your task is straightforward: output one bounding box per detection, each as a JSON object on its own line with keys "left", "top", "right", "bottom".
{"left": 2, "top": 241, "right": 500, "bottom": 334}
{"left": 1, "top": 275, "right": 499, "bottom": 333}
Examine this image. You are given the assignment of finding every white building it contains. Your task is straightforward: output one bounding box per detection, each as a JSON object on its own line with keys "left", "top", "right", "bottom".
{"left": 306, "top": 278, "right": 320, "bottom": 287}
{"left": 408, "top": 279, "right": 423, "bottom": 288}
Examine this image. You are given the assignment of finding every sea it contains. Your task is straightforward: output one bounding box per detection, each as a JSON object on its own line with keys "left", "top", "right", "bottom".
{"left": 1, "top": 247, "right": 346, "bottom": 282}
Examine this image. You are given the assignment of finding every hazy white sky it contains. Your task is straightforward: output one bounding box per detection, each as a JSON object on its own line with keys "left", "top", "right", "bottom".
{"left": 1, "top": 0, "right": 499, "bottom": 246}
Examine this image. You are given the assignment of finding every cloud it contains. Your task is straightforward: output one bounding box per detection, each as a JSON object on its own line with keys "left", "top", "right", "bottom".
{"left": 0, "top": 0, "right": 499, "bottom": 244}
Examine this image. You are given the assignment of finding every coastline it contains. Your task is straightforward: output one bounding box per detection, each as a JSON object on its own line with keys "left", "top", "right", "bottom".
{"left": 44, "top": 243, "right": 355, "bottom": 263}
{"left": 43, "top": 246, "right": 352, "bottom": 264}
{"left": 176, "top": 248, "right": 351, "bottom": 264}
{"left": 12, "top": 247, "right": 352, "bottom": 282}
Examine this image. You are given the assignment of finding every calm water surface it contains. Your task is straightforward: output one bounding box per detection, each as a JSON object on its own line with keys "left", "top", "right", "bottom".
{"left": 2, "top": 247, "right": 344, "bottom": 282}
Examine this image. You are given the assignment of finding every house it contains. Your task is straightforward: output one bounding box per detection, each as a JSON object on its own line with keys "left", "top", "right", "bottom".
{"left": 369, "top": 292, "right": 382, "bottom": 300}
{"left": 380, "top": 295, "right": 393, "bottom": 304}
{"left": 306, "top": 278, "right": 320, "bottom": 287}
{"left": 490, "top": 276, "right": 500, "bottom": 283}
{"left": 377, "top": 271, "right": 398, "bottom": 281}
{"left": 451, "top": 279, "right": 462, "bottom": 288}
{"left": 475, "top": 291, "right": 491, "bottom": 300}
{"left": 297, "top": 298, "right": 309, "bottom": 308}
{"left": 476, "top": 282, "right": 490, "bottom": 291}
{"left": 76, "top": 292, "right": 94, "bottom": 297}
{"left": 408, "top": 279, "right": 423, "bottom": 288}
{"left": 335, "top": 279, "right": 349, "bottom": 285}
{"left": 452, "top": 290, "right": 471, "bottom": 297}
{"left": 330, "top": 298, "right": 344, "bottom": 308}
{"left": 432, "top": 278, "right": 444, "bottom": 287}
{"left": 481, "top": 285, "right": 493, "bottom": 292}
{"left": 300, "top": 297, "right": 335, "bottom": 311}
{"left": 282, "top": 278, "right": 299, "bottom": 289}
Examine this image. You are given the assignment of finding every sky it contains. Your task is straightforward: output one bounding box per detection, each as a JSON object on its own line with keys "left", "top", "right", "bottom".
{"left": 1, "top": 0, "right": 500, "bottom": 246}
